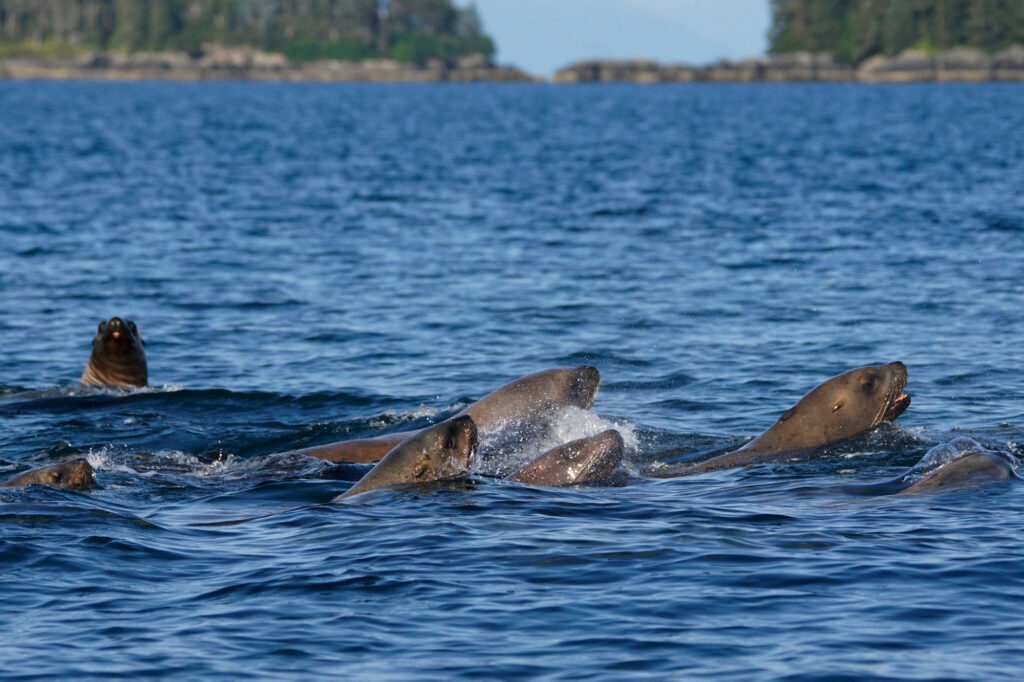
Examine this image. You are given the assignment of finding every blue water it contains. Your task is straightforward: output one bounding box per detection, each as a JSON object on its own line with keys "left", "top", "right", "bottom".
{"left": 2, "top": 81, "right": 1024, "bottom": 680}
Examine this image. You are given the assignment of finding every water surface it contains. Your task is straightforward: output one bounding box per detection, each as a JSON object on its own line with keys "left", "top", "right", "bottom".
{"left": 1, "top": 81, "right": 1023, "bottom": 680}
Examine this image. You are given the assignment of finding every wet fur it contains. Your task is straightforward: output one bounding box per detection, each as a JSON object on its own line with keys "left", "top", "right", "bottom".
{"left": 299, "top": 366, "right": 599, "bottom": 464}
{"left": 81, "top": 317, "right": 148, "bottom": 387}
{"left": 655, "top": 363, "right": 910, "bottom": 477}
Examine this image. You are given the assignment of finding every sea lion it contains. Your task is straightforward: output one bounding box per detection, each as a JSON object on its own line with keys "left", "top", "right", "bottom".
{"left": 334, "top": 415, "right": 479, "bottom": 501}
{"left": 656, "top": 362, "right": 911, "bottom": 477}
{"left": 899, "top": 451, "right": 1017, "bottom": 493}
{"left": 299, "top": 366, "right": 600, "bottom": 464}
{"left": 0, "top": 458, "right": 95, "bottom": 490}
{"left": 81, "top": 317, "right": 148, "bottom": 387}
{"left": 508, "top": 429, "right": 624, "bottom": 487}
{"left": 842, "top": 439, "right": 1019, "bottom": 496}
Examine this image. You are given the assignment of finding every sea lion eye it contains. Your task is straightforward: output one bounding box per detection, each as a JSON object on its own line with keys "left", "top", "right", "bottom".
{"left": 97, "top": 322, "right": 105, "bottom": 333}
{"left": 861, "top": 376, "right": 877, "bottom": 393}
{"left": 444, "top": 435, "right": 455, "bottom": 450}
{"left": 51, "top": 472, "right": 63, "bottom": 484}
{"left": 127, "top": 321, "right": 138, "bottom": 334}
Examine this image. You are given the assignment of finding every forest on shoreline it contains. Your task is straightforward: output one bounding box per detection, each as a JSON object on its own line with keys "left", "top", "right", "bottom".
{"left": 770, "top": 0, "right": 1024, "bottom": 64}
{"left": 0, "top": 0, "right": 494, "bottom": 63}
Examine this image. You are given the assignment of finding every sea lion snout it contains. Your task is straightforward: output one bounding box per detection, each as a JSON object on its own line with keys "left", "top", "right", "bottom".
{"left": 107, "top": 317, "right": 125, "bottom": 339}
{"left": 569, "top": 365, "right": 601, "bottom": 409}
{"left": 880, "top": 361, "right": 911, "bottom": 422}
{"left": 447, "top": 415, "right": 480, "bottom": 462}
{"left": 885, "top": 361, "right": 908, "bottom": 384}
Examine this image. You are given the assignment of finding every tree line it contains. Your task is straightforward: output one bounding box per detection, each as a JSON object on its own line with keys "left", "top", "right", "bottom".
{"left": 0, "top": 0, "right": 495, "bottom": 62}
{"left": 770, "top": 0, "right": 1024, "bottom": 63}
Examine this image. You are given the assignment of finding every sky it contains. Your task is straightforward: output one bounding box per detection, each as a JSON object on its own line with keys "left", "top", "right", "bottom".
{"left": 471, "top": 0, "right": 772, "bottom": 77}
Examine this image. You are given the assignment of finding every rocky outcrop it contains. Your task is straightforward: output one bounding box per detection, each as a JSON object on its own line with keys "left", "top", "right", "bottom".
{"left": 993, "top": 44, "right": 1024, "bottom": 80}
{"left": 555, "top": 47, "right": 1024, "bottom": 83}
{"left": 0, "top": 45, "right": 535, "bottom": 82}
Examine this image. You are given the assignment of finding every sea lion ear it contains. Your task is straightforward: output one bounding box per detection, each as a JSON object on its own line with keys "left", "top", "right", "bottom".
{"left": 832, "top": 401, "right": 844, "bottom": 413}
{"left": 97, "top": 321, "right": 105, "bottom": 333}
{"left": 127, "top": 320, "right": 138, "bottom": 334}
{"left": 778, "top": 408, "right": 795, "bottom": 423}
{"left": 412, "top": 457, "right": 430, "bottom": 479}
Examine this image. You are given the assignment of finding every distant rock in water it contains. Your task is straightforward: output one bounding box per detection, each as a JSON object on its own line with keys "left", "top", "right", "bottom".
{"left": 0, "top": 44, "right": 535, "bottom": 83}
{"left": 553, "top": 47, "right": 1024, "bottom": 84}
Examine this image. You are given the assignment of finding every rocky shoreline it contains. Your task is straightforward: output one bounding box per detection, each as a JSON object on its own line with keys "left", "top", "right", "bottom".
{"left": 5, "top": 44, "right": 1024, "bottom": 84}
{"left": 554, "top": 46, "right": 1024, "bottom": 83}
{"left": 0, "top": 45, "right": 535, "bottom": 82}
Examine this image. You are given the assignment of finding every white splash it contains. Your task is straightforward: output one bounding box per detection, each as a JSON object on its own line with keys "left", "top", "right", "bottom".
{"left": 541, "top": 407, "right": 640, "bottom": 453}
{"left": 476, "top": 406, "right": 638, "bottom": 477}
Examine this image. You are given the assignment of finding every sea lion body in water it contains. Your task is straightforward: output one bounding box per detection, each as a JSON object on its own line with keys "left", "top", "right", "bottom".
{"left": 0, "top": 458, "right": 95, "bottom": 490}
{"left": 334, "top": 415, "right": 479, "bottom": 501}
{"left": 842, "top": 439, "right": 1019, "bottom": 496}
{"left": 299, "top": 366, "right": 600, "bottom": 464}
{"left": 192, "top": 417, "right": 478, "bottom": 525}
{"left": 900, "top": 451, "right": 1017, "bottom": 493}
{"left": 656, "top": 362, "right": 911, "bottom": 477}
{"left": 81, "top": 317, "right": 148, "bottom": 387}
{"left": 508, "top": 429, "right": 624, "bottom": 487}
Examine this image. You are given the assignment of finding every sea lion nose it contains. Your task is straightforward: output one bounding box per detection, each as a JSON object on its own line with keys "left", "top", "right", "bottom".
{"left": 888, "top": 361, "right": 907, "bottom": 375}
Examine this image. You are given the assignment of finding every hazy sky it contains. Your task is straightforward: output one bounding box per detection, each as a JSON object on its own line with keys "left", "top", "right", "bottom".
{"left": 472, "top": 0, "right": 772, "bottom": 77}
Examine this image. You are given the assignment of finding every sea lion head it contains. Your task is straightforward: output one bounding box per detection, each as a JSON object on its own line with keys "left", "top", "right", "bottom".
{"left": 509, "top": 428, "right": 624, "bottom": 486}
{"left": 335, "top": 416, "right": 479, "bottom": 500}
{"left": 403, "top": 415, "right": 480, "bottom": 482}
{"left": 574, "top": 428, "right": 625, "bottom": 480}
{"left": 567, "top": 365, "right": 601, "bottom": 410}
{"left": 1, "top": 458, "right": 96, "bottom": 490}
{"left": 81, "top": 317, "right": 148, "bottom": 387}
{"left": 45, "top": 458, "right": 96, "bottom": 490}
{"left": 774, "top": 361, "right": 910, "bottom": 449}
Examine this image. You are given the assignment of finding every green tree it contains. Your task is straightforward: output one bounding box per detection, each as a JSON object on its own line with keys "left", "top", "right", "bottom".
{"left": 770, "top": 0, "right": 1024, "bottom": 63}
{"left": 0, "top": 0, "right": 498, "bottom": 61}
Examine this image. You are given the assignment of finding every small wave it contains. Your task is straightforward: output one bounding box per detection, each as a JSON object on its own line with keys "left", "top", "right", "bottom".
{"left": 364, "top": 402, "right": 464, "bottom": 429}
{"left": 87, "top": 446, "right": 252, "bottom": 479}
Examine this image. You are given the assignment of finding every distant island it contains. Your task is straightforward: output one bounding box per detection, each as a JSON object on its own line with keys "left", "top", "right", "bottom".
{"left": 3, "top": 0, "right": 1024, "bottom": 83}
{"left": 0, "top": 0, "right": 532, "bottom": 81}
{"left": 557, "top": 0, "right": 1024, "bottom": 83}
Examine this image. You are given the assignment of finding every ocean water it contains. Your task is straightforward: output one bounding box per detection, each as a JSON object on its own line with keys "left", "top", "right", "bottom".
{"left": 1, "top": 81, "right": 1024, "bottom": 680}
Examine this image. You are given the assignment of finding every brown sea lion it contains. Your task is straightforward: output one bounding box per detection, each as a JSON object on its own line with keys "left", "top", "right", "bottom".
{"left": 81, "top": 317, "right": 148, "bottom": 387}
{"left": 508, "top": 429, "right": 624, "bottom": 487}
{"left": 334, "top": 415, "right": 479, "bottom": 501}
{"left": 300, "top": 366, "right": 600, "bottom": 464}
{"left": 841, "top": 439, "right": 1019, "bottom": 496}
{"left": 656, "top": 362, "right": 911, "bottom": 477}
{"left": 0, "top": 458, "right": 95, "bottom": 490}
{"left": 899, "top": 451, "right": 1017, "bottom": 493}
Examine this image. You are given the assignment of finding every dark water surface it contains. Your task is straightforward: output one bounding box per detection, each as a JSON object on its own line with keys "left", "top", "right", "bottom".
{"left": 2, "top": 81, "right": 1024, "bottom": 680}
